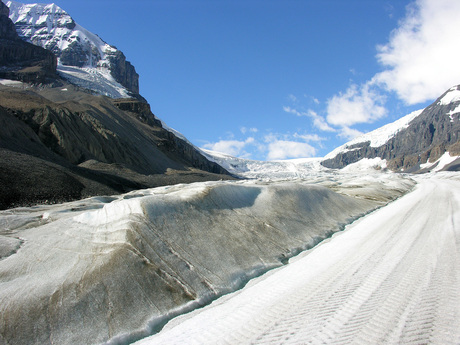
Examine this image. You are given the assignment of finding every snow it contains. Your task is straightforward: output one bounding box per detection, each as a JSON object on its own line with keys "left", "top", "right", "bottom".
{"left": 0, "top": 78, "right": 25, "bottom": 87}
{"left": 201, "top": 148, "right": 327, "bottom": 180}
{"left": 57, "top": 65, "right": 131, "bottom": 99}
{"left": 202, "top": 148, "right": 391, "bottom": 180}
{"left": 324, "top": 109, "right": 423, "bottom": 160}
{"left": 6, "top": 1, "right": 132, "bottom": 99}
{"left": 341, "top": 157, "right": 387, "bottom": 172}
{"left": 447, "top": 104, "right": 460, "bottom": 121}
{"left": 134, "top": 175, "right": 460, "bottom": 345}
{"left": 73, "top": 196, "right": 144, "bottom": 227}
{"left": 438, "top": 86, "right": 460, "bottom": 105}
{"left": 420, "top": 152, "right": 460, "bottom": 172}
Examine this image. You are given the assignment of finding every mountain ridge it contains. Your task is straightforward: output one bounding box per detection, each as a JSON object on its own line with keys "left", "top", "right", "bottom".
{"left": 321, "top": 85, "right": 460, "bottom": 172}
{"left": 6, "top": 0, "right": 140, "bottom": 98}
{"left": 202, "top": 86, "right": 460, "bottom": 179}
{"left": 0, "top": 0, "right": 234, "bottom": 209}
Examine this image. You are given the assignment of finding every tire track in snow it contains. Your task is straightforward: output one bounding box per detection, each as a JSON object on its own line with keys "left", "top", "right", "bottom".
{"left": 135, "top": 177, "right": 460, "bottom": 345}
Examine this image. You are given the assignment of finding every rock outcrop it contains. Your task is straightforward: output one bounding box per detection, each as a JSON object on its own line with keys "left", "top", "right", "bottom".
{"left": 0, "top": 1, "right": 57, "bottom": 83}
{"left": 107, "top": 50, "right": 139, "bottom": 94}
{"left": 322, "top": 85, "right": 460, "bottom": 172}
{"left": 0, "top": 0, "right": 16, "bottom": 39}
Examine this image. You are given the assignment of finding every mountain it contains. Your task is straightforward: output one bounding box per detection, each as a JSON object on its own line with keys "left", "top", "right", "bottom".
{"left": 0, "top": 3, "right": 459, "bottom": 343}
{"left": 6, "top": 0, "right": 139, "bottom": 99}
{"left": 0, "top": 0, "right": 232, "bottom": 209}
{"left": 0, "top": 82, "right": 233, "bottom": 209}
{"left": 321, "top": 85, "right": 460, "bottom": 172}
{"left": 202, "top": 86, "right": 460, "bottom": 179}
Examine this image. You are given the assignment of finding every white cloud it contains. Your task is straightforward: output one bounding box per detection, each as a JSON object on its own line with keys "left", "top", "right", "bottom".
{"left": 308, "top": 110, "right": 336, "bottom": 132}
{"left": 202, "top": 137, "right": 254, "bottom": 157}
{"left": 294, "top": 133, "right": 325, "bottom": 142}
{"left": 326, "top": 83, "right": 387, "bottom": 127}
{"left": 338, "top": 127, "right": 364, "bottom": 140}
{"left": 266, "top": 140, "right": 316, "bottom": 160}
{"left": 202, "top": 130, "right": 323, "bottom": 161}
{"left": 283, "top": 106, "right": 335, "bottom": 132}
{"left": 374, "top": 0, "right": 460, "bottom": 104}
{"left": 316, "top": 0, "right": 460, "bottom": 143}
{"left": 283, "top": 106, "right": 302, "bottom": 117}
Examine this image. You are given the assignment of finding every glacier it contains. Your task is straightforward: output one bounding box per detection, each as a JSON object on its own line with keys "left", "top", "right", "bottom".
{"left": 0, "top": 172, "right": 415, "bottom": 345}
{"left": 135, "top": 173, "right": 460, "bottom": 345}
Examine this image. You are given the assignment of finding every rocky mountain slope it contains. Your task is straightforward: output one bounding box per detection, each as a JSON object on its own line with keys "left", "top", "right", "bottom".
{"left": 6, "top": 0, "right": 139, "bottom": 98}
{"left": 0, "top": 1, "right": 232, "bottom": 209}
{"left": 322, "top": 85, "right": 460, "bottom": 172}
{"left": 0, "top": 83, "right": 232, "bottom": 209}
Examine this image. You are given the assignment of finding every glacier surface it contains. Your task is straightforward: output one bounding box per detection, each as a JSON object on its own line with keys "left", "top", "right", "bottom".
{"left": 0, "top": 173, "right": 414, "bottom": 345}
{"left": 135, "top": 174, "right": 460, "bottom": 345}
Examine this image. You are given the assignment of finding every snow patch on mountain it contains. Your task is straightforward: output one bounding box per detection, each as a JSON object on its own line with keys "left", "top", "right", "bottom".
{"left": 324, "top": 109, "right": 423, "bottom": 160}
{"left": 0, "top": 78, "right": 25, "bottom": 87}
{"left": 57, "top": 65, "right": 131, "bottom": 98}
{"left": 419, "top": 152, "right": 460, "bottom": 172}
{"left": 447, "top": 104, "right": 460, "bottom": 122}
{"left": 340, "top": 157, "right": 387, "bottom": 172}
{"left": 438, "top": 86, "right": 460, "bottom": 105}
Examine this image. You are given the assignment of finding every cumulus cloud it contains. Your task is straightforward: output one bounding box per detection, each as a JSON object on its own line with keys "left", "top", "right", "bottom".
{"left": 374, "top": 0, "right": 460, "bottom": 104}
{"left": 320, "top": 0, "right": 460, "bottom": 136}
{"left": 326, "top": 83, "right": 387, "bottom": 127}
{"left": 263, "top": 132, "right": 319, "bottom": 160}
{"left": 202, "top": 137, "right": 254, "bottom": 157}
{"left": 266, "top": 140, "right": 316, "bottom": 160}
{"left": 338, "top": 127, "right": 364, "bottom": 140}
{"left": 308, "top": 110, "right": 336, "bottom": 132}
{"left": 202, "top": 128, "right": 324, "bottom": 160}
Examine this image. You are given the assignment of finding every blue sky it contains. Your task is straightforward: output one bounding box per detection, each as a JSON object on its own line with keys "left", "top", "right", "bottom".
{"left": 15, "top": 0, "right": 460, "bottom": 160}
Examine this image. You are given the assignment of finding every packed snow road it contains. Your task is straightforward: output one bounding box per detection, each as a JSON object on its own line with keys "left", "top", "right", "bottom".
{"left": 135, "top": 176, "right": 460, "bottom": 345}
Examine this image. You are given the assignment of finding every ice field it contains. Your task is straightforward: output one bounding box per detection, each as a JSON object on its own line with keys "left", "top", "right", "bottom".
{"left": 136, "top": 174, "right": 460, "bottom": 344}
{"left": 0, "top": 171, "right": 458, "bottom": 344}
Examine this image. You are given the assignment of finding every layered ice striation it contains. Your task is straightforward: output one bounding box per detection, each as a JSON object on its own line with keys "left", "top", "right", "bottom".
{"left": 0, "top": 176, "right": 414, "bottom": 345}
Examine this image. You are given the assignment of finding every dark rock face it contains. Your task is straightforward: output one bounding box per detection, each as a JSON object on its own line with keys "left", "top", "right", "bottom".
{"left": 0, "top": 85, "right": 232, "bottom": 209}
{"left": 0, "top": 1, "right": 16, "bottom": 39}
{"left": 59, "top": 41, "right": 90, "bottom": 68}
{"left": 107, "top": 50, "right": 139, "bottom": 94}
{"left": 322, "top": 85, "right": 460, "bottom": 171}
{"left": 113, "top": 98, "right": 163, "bottom": 127}
{"left": 0, "top": 1, "right": 57, "bottom": 83}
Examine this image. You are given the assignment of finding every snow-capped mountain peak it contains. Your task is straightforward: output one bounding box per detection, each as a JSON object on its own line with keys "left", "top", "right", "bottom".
{"left": 324, "top": 109, "right": 423, "bottom": 160}
{"left": 438, "top": 85, "right": 460, "bottom": 105}
{"left": 6, "top": 0, "right": 139, "bottom": 99}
